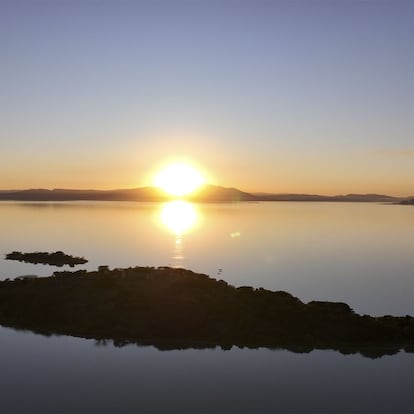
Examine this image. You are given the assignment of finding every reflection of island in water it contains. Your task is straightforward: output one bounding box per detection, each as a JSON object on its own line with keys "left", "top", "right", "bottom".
{"left": 5, "top": 251, "right": 87, "bottom": 267}
{"left": 159, "top": 201, "right": 199, "bottom": 268}
{"left": 1, "top": 266, "right": 414, "bottom": 359}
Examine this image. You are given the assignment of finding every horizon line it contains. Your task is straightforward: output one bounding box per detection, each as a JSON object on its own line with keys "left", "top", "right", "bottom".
{"left": 0, "top": 185, "right": 412, "bottom": 199}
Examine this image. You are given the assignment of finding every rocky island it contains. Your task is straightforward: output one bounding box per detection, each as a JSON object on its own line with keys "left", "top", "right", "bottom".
{"left": 5, "top": 251, "right": 88, "bottom": 267}
{"left": 0, "top": 266, "right": 413, "bottom": 359}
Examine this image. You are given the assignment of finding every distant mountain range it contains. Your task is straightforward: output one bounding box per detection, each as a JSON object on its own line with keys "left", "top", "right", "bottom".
{"left": 0, "top": 185, "right": 412, "bottom": 203}
{"left": 399, "top": 198, "right": 414, "bottom": 205}
{"left": 0, "top": 185, "right": 256, "bottom": 202}
{"left": 252, "top": 192, "right": 408, "bottom": 203}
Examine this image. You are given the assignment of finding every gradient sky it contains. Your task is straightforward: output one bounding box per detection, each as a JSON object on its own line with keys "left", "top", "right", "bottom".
{"left": 1, "top": 0, "right": 413, "bottom": 195}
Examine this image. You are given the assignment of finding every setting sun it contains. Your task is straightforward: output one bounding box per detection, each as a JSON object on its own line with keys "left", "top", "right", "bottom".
{"left": 154, "top": 163, "right": 205, "bottom": 197}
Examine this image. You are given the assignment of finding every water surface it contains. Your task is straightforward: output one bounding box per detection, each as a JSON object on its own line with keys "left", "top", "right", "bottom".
{"left": 1, "top": 326, "right": 413, "bottom": 414}
{"left": 1, "top": 201, "right": 413, "bottom": 315}
{"left": 1, "top": 201, "right": 414, "bottom": 413}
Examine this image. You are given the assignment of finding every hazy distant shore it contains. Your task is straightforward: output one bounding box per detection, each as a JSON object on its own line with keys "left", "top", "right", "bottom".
{"left": 0, "top": 186, "right": 411, "bottom": 203}
{"left": 1, "top": 266, "right": 414, "bottom": 359}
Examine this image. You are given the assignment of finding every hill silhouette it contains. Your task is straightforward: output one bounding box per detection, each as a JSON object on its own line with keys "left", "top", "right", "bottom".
{"left": 399, "top": 198, "right": 414, "bottom": 205}
{"left": 254, "top": 193, "right": 400, "bottom": 202}
{"left": 0, "top": 186, "right": 405, "bottom": 203}
{"left": 1, "top": 266, "right": 414, "bottom": 358}
{"left": 0, "top": 185, "right": 256, "bottom": 202}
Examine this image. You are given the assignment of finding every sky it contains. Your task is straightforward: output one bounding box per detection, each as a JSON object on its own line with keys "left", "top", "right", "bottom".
{"left": 1, "top": 0, "right": 413, "bottom": 195}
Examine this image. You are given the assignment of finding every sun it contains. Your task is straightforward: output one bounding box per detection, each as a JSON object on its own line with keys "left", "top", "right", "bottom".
{"left": 154, "top": 163, "right": 205, "bottom": 197}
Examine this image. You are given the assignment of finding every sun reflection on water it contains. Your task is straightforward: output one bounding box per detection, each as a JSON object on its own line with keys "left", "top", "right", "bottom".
{"left": 159, "top": 200, "right": 199, "bottom": 267}
{"left": 160, "top": 200, "right": 198, "bottom": 235}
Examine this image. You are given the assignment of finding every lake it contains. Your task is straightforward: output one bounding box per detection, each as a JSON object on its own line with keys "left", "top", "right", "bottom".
{"left": 1, "top": 201, "right": 414, "bottom": 413}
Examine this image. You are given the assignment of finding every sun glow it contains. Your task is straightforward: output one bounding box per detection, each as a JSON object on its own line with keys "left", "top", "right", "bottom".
{"left": 154, "top": 163, "right": 205, "bottom": 196}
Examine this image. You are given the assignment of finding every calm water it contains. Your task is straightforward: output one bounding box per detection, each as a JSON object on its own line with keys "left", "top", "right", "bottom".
{"left": 1, "top": 326, "right": 413, "bottom": 414}
{"left": 1, "top": 201, "right": 413, "bottom": 315}
{"left": 1, "top": 201, "right": 414, "bottom": 413}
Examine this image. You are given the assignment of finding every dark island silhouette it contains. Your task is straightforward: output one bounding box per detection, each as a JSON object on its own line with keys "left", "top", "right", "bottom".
{"left": 0, "top": 185, "right": 410, "bottom": 203}
{"left": 5, "top": 251, "right": 87, "bottom": 267}
{"left": 1, "top": 266, "right": 413, "bottom": 359}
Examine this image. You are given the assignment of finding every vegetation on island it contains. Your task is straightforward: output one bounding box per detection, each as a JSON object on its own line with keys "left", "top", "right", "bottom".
{"left": 0, "top": 266, "right": 414, "bottom": 358}
{"left": 5, "top": 251, "right": 87, "bottom": 267}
